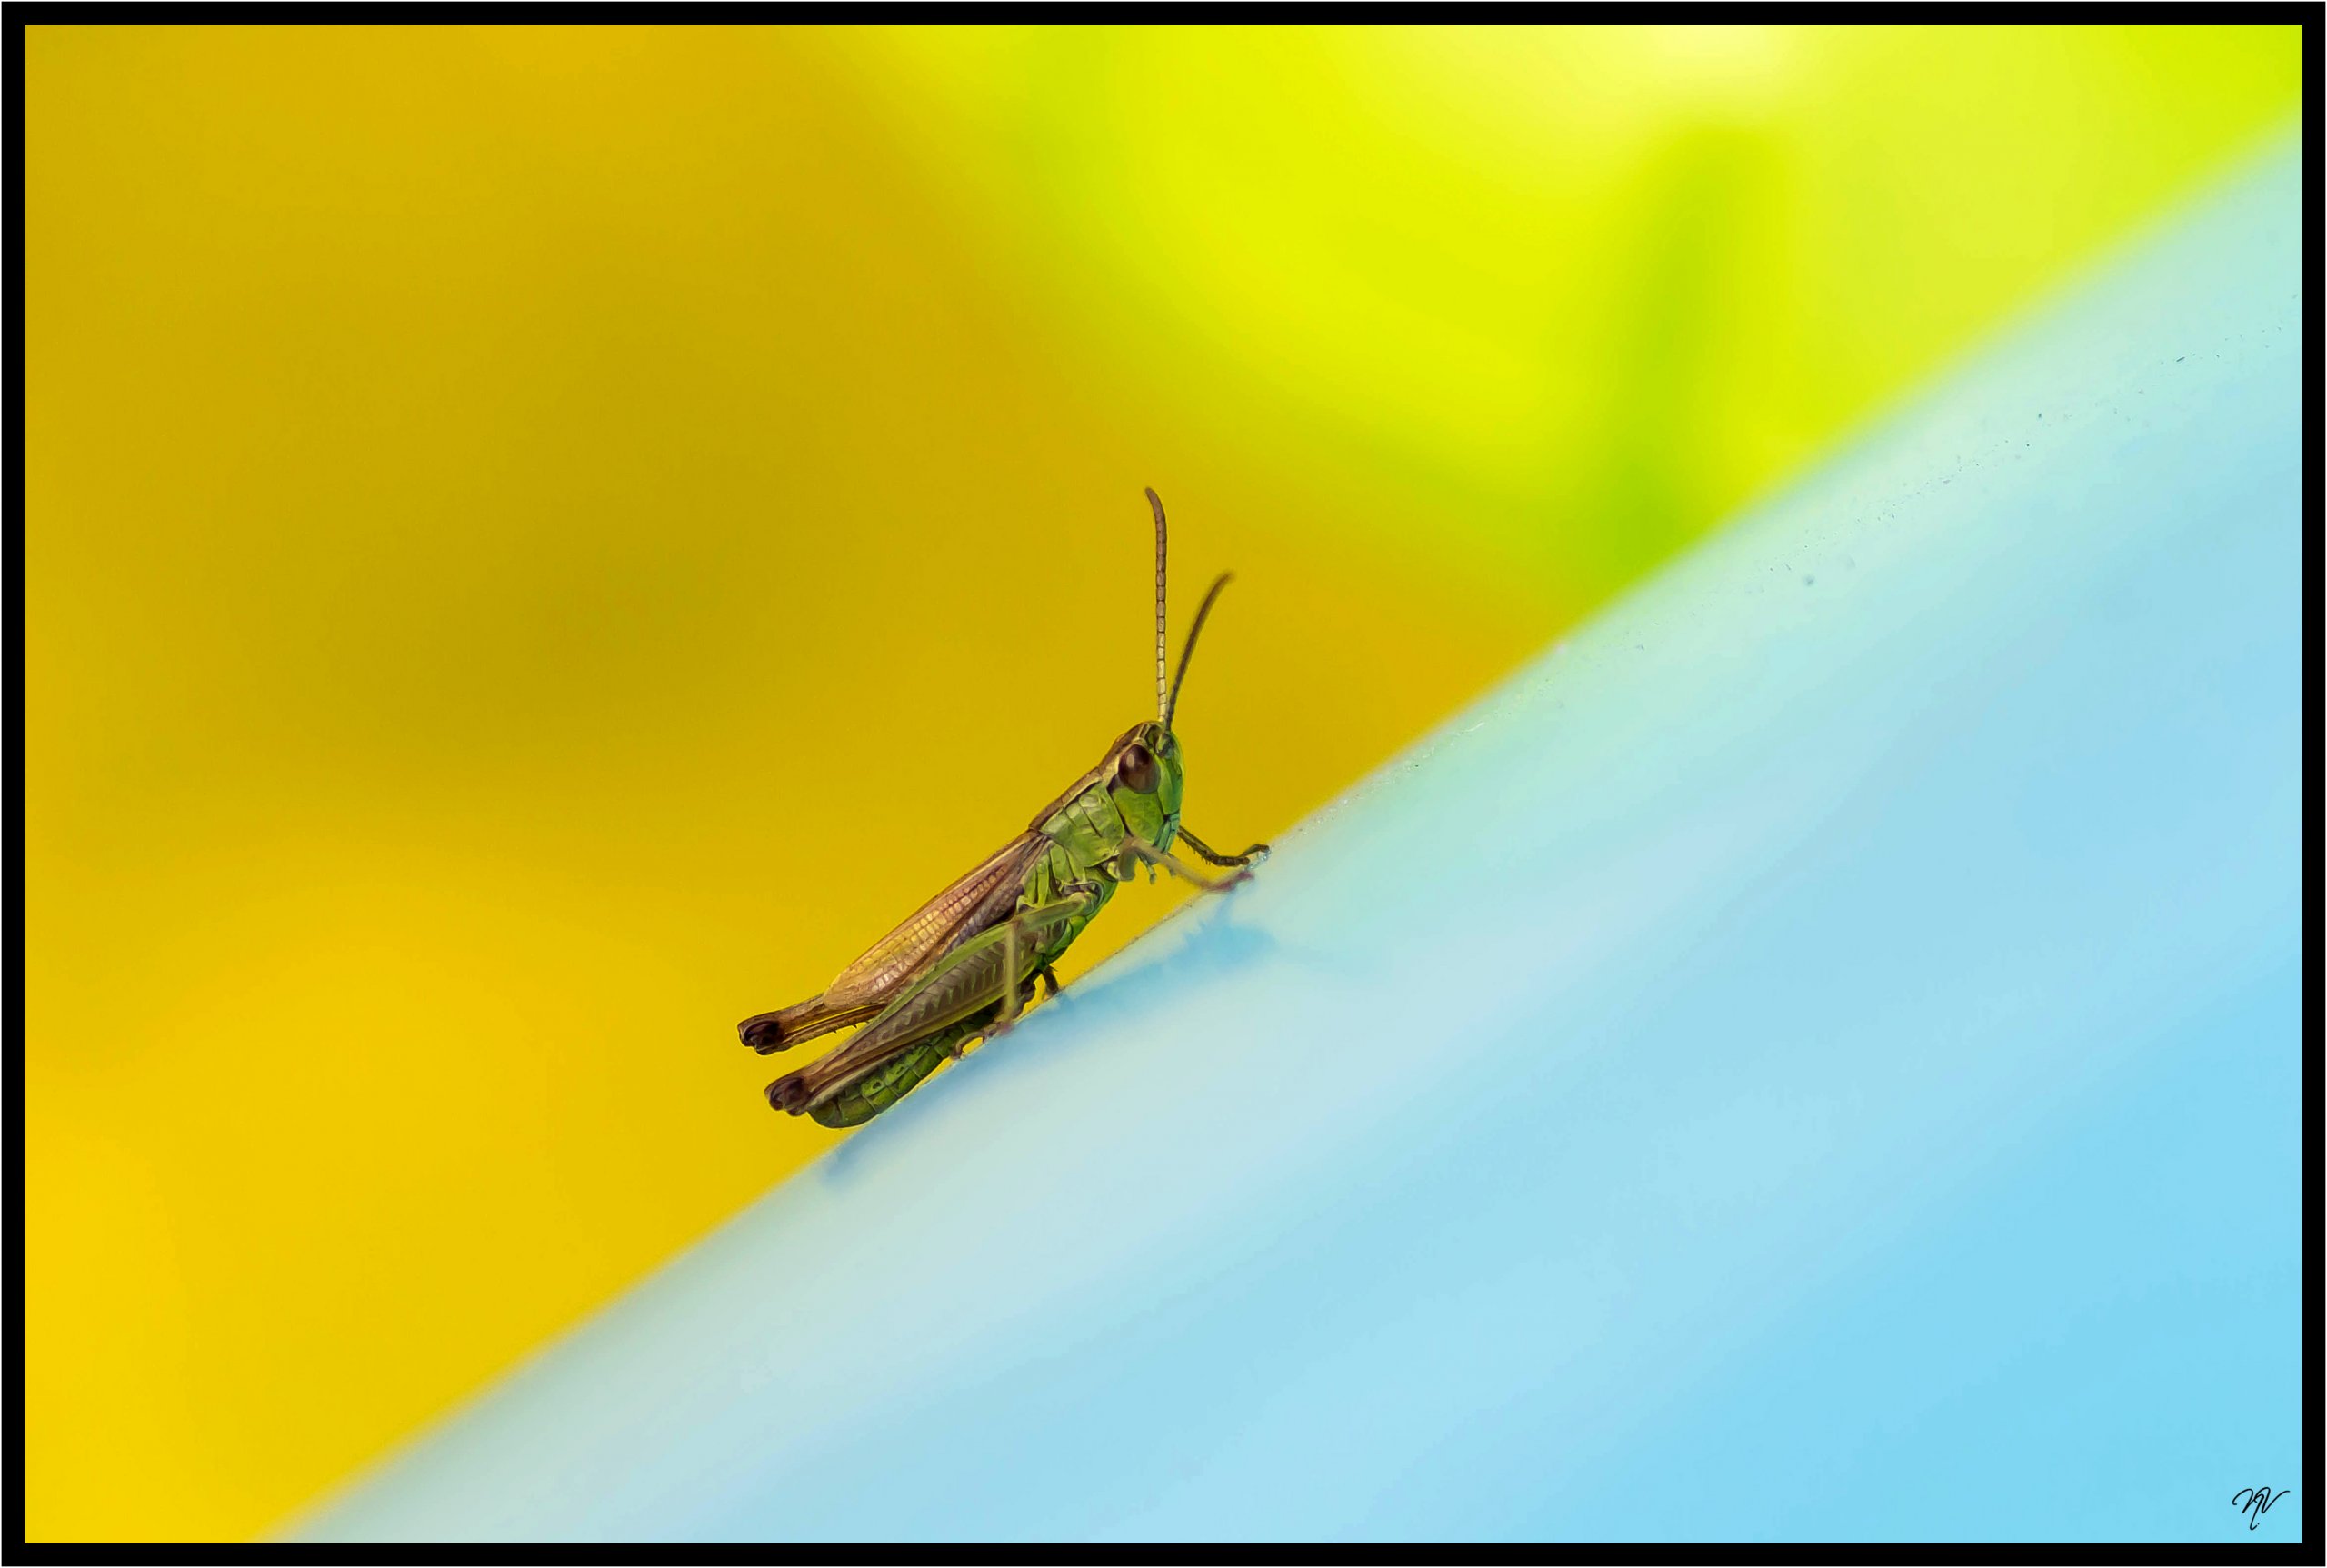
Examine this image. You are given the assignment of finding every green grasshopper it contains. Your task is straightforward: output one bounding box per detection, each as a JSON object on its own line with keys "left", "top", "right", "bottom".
{"left": 742, "top": 489, "right": 1269, "bottom": 1128}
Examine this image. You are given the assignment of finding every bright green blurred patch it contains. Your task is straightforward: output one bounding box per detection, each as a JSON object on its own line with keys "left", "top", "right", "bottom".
{"left": 845, "top": 25, "right": 2300, "bottom": 605}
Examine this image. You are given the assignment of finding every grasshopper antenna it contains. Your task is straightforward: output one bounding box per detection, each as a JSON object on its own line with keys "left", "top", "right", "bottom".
{"left": 1164, "top": 571, "right": 1233, "bottom": 733}
{"left": 1147, "top": 486, "right": 1169, "bottom": 723}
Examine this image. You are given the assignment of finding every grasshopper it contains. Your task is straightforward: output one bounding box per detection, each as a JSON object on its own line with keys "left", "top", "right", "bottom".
{"left": 741, "top": 489, "right": 1269, "bottom": 1128}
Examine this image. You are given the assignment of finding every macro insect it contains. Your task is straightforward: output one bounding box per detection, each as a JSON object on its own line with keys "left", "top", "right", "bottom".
{"left": 741, "top": 488, "right": 1269, "bottom": 1128}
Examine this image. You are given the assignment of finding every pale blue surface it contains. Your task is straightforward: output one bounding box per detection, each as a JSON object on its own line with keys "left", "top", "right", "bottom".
{"left": 303, "top": 141, "right": 2304, "bottom": 1543}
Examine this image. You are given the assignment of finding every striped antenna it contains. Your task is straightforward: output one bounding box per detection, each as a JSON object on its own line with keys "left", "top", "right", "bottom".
{"left": 1164, "top": 572, "right": 1233, "bottom": 733}
{"left": 1147, "top": 487, "right": 1169, "bottom": 722}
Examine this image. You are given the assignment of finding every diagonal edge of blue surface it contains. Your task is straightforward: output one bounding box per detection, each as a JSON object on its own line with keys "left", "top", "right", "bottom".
{"left": 300, "top": 137, "right": 2305, "bottom": 1544}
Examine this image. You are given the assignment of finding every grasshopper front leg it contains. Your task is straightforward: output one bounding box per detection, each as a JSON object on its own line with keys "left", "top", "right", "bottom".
{"left": 1174, "top": 825, "right": 1270, "bottom": 869}
{"left": 1121, "top": 837, "right": 1258, "bottom": 893}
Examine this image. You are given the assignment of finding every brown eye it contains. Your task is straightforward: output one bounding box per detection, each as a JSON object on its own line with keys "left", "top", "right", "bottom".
{"left": 1116, "top": 743, "right": 1158, "bottom": 794}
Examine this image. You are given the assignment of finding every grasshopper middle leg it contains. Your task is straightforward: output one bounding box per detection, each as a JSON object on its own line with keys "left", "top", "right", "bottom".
{"left": 1174, "top": 825, "right": 1270, "bottom": 869}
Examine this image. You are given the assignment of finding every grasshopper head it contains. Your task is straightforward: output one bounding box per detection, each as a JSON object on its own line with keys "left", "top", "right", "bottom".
{"left": 1106, "top": 720, "right": 1184, "bottom": 851}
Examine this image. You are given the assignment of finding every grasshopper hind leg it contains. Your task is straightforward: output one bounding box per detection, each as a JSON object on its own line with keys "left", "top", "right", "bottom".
{"left": 799, "top": 1042, "right": 948, "bottom": 1128}
{"left": 739, "top": 994, "right": 881, "bottom": 1054}
{"left": 772, "top": 966, "right": 1058, "bottom": 1126}
{"left": 776, "top": 1007, "right": 996, "bottom": 1128}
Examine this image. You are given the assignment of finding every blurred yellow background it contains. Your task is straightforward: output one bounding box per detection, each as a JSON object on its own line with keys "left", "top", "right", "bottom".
{"left": 26, "top": 25, "right": 2300, "bottom": 1542}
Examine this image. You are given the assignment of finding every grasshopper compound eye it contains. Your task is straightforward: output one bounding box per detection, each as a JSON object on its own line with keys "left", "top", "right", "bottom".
{"left": 1116, "top": 743, "right": 1159, "bottom": 794}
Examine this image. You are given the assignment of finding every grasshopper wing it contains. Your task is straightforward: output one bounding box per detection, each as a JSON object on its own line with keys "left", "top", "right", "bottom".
{"left": 738, "top": 830, "right": 1044, "bottom": 1052}
{"left": 824, "top": 831, "right": 1045, "bottom": 1005}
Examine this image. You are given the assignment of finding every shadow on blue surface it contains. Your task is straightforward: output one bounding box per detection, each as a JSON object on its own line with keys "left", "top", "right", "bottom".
{"left": 300, "top": 135, "right": 2304, "bottom": 1543}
